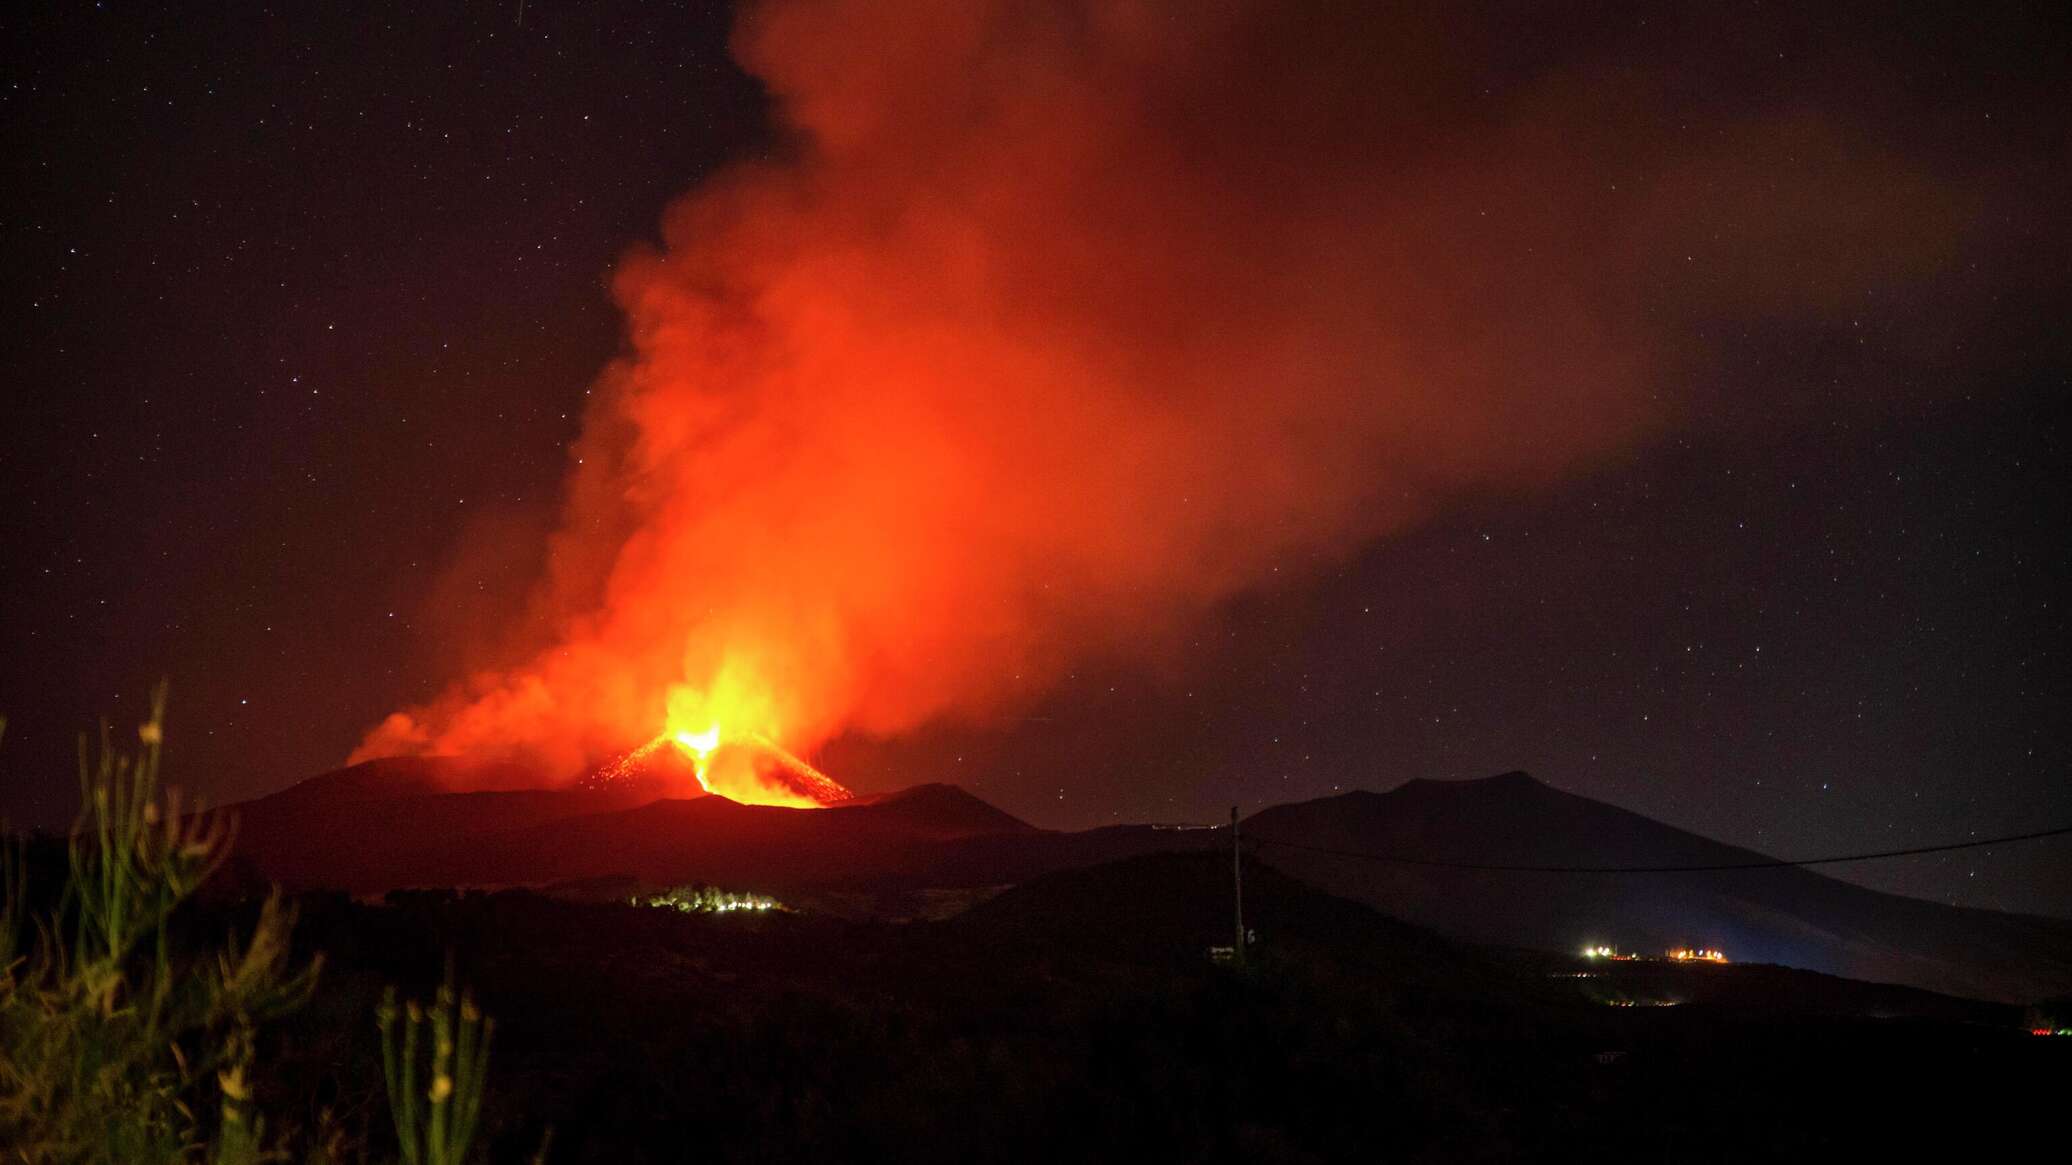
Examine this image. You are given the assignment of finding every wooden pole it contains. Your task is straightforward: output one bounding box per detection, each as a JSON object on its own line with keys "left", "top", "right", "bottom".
{"left": 1232, "top": 804, "right": 1245, "bottom": 967}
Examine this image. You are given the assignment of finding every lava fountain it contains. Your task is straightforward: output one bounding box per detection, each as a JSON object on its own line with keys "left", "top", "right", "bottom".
{"left": 580, "top": 674, "right": 854, "bottom": 809}
{"left": 663, "top": 723, "right": 853, "bottom": 808}
{"left": 647, "top": 673, "right": 853, "bottom": 807}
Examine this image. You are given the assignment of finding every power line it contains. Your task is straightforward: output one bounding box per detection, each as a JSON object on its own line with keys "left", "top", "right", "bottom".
{"left": 1238, "top": 823, "right": 2072, "bottom": 874}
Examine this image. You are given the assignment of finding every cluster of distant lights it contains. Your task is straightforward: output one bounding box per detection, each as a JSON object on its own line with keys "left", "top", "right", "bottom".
{"left": 1581, "top": 944, "right": 1728, "bottom": 964}
{"left": 634, "top": 886, "right": 784, "bottom": 914}
{"left": 1578, "top": 946, "right": 2072, "bottom": 1034}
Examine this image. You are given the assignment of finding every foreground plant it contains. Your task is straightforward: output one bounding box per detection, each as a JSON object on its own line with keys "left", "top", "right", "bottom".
{"left": 377, "top": 971, "right": 495, "bottom": 1165}
{"left": 0, "top": 686, "right": 319, "bottom": 1163}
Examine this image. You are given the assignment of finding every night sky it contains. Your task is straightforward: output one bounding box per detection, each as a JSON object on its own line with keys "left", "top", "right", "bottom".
{"left": 3, "top": 3, "right": 2067, "bottom": 916}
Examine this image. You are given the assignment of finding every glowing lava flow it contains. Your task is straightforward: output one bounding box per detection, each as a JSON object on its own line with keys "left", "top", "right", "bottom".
{"left": 584, "top": 717, "right": 852, "bottom": 808}
{"left": 665, "top": 725, "right": 854, "bottom": 808}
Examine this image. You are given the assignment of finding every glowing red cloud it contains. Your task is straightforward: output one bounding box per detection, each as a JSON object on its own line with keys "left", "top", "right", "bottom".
{"left": 355, "top": 1, "right": 1975, "bottom": 787}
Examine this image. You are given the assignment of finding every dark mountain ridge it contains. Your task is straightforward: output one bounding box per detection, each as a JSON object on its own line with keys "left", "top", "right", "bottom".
{"left": 225, "top": 759, "right": 1053, "bottom": 893}
{"left": 219, "top": 762, "right": 2072, "bottom": 1002}
{"left": 1241, "top": 772, "right": 2072, "bottom": 1003}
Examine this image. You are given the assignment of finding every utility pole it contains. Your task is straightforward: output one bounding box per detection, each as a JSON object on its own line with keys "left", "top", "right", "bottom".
{"left": 1231, "top": 804, "right": 1245, "bottom": 967}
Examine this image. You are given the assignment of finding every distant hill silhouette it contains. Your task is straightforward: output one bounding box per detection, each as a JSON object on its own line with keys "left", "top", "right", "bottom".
{"left": 1239, "top": 772, "right": 2072, "bottom": 1003}
{"left": 962, "top": 850, "right": 2019, "bottom": 1024}
{"left": 222, "top": 762, "right": 2072, "bottom": 1002}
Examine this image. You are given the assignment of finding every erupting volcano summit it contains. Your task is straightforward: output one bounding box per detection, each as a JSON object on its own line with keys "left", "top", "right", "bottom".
{"left": 593, "top": 725, "right": 854, "bottom": 808}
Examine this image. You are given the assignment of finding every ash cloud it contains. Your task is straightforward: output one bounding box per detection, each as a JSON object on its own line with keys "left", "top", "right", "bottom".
{"left": 357, "top": 0, "right": 2017, "bottom": 777}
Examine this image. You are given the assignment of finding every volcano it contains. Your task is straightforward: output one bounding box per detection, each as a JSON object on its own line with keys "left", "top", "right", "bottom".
{"left": 219, "top": 756, "right": 1045, "bottom": 894}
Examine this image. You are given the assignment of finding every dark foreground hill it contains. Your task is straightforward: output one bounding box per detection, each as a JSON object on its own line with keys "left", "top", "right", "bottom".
{"left": 1240, "top": 772, "right": 2072, "bottom": 1003}
{"left": 224, "top": 762, "right": 2072, "bottom": 1002}
{"left": 962, "top": 850, "right": 1481, "bottom": 986}
{"left": 249, "top": 853, "right": 2066, "bottom": 1163}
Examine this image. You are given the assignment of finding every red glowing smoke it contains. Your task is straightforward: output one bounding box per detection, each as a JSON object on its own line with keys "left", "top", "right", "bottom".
{"left": 355, "top": 1, "right": 1980, "bottom": 784}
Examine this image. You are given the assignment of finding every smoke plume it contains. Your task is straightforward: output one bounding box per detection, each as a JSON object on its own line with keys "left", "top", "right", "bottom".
{"left": 356, "top": 1, "right": 1981, "bottom": 781}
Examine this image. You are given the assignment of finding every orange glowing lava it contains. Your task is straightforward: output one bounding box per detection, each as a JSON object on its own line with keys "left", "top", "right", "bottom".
{"left": 657, "top": 686, "right": 853, "bottom": 808}
{"left": 670, "top": 725, "right": 721, "bottom": 782}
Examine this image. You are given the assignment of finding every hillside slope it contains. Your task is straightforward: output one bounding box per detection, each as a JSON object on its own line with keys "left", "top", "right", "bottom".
{"left": 1241, "top": 772, "right": 2072, "bottom": 1002}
